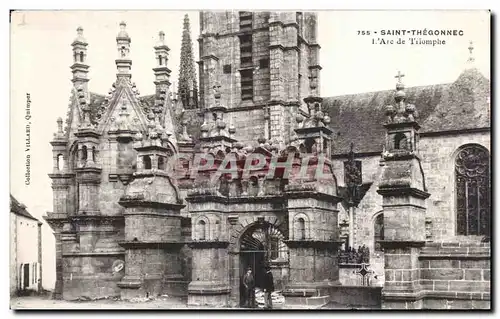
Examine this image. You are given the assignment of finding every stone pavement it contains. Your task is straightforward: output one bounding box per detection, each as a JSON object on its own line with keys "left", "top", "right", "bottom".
{"left": 10, "top": 295, "right": 188, "bottom": 310}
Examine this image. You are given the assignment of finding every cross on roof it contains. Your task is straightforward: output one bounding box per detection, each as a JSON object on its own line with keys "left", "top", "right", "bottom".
{"left": 394, "top": 70, "right": 405, "bottom": 83}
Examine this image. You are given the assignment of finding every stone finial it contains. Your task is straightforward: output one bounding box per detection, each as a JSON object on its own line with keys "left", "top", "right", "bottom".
{"left": 53, "top": 117, "right": 66, "bottom": 139}
{"left": 467, "top": 41, "right": 475, "bottom": 64}
{"left": 228, "top": 122, "right": 236, "bottom": 137}
{"left": 200, "top": 121, "right": 210, "bottom": 137}
{"left": 74, "top": 26, "right": 86, "bottom": 43}
{"left": 158, "top": 31, "right": 165, "bottom": 44}
{"left": 385, "top": 71, "right": 417, "bottom": 123}
{"left": 117, "top": 21, "right": 129, "bottom": 39}
{"left": 57, "top": 117, "right": 64, "bottom": 133}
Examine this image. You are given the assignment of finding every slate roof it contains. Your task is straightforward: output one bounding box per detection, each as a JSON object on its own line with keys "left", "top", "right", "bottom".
{"left": 10, "top": 195, "right": 39, "bottom": 222}
{"left": 324, "top": 68, "right": 490, "bottom": 155}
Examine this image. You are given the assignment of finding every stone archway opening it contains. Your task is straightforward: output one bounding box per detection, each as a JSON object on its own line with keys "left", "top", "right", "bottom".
{"left": 238, "top": 221, "right": 288, "bottom": 307}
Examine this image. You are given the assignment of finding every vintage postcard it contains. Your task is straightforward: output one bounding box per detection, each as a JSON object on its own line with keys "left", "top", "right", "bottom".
{"left": 10, "top": 10, "right": 491, "bottom": 310}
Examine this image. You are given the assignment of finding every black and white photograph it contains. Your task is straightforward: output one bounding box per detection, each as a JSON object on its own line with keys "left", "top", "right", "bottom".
{"left": 9, "top": 9, "right": 491, "bottom": 310}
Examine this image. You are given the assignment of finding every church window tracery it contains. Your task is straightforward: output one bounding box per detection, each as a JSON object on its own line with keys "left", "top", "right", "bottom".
{"left": 455, "top": 145, "right": 490, "bottom": 236}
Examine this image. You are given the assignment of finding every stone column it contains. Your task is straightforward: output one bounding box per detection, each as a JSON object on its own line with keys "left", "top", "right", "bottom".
{"left": 118, "top": 197, "right": 184, "bottom": 299}
{"left": 377, "top": 187, "right": 429, "bottom": 309}
{"left": 283, "top": 196, "right": 342, "bottom": 307}
{"left": 53, "top": 230, "right": 63, "bottom": 299}
{"left": 187, "top": 242, "right": 231, "bottom": 307}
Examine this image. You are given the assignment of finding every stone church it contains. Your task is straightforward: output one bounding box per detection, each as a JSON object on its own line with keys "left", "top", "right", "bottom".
{"left": 45, "top": 11, "right": 490, "bottom": 309}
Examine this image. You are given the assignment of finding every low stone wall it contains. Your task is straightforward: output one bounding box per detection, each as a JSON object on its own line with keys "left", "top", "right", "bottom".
{"left": 325, "top": 285, "right": 382, "bottom": 308}
{"left": 339, "top": 263, "right": 384, "bottom": 287}
{"left": 418, "top": 241, "right": 490, "bottom": 309}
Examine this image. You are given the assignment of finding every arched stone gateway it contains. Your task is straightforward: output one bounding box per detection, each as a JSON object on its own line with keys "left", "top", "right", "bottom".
{"left": 236, "top": 220, "right": 289, "bottom": 307}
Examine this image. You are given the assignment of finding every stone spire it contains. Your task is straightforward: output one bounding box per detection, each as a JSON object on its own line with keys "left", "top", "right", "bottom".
{"left": 153, "top": 31, "right": 171, "bottom": 94}
{"left": 116, "top": 21, "right": 132, "bottom": 79}
{"left": 71, "top": 27, "right": 89, "bottom": 93}
{"left": 177, "top": 14, "right": 198, "bottom": 109}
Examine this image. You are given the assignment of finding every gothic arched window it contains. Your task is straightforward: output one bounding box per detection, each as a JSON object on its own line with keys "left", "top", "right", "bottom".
{"left": 455, "top": 145, "right": 490, "bottom": 236}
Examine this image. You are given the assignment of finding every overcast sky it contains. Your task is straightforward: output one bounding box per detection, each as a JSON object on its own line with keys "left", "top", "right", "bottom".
{"left": 10, "top": 10, "right": 490, "bottom": 289}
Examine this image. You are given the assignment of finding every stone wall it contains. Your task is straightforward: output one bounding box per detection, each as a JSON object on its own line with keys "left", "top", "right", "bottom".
{"left": 419, "top": 241, "right": 490, "bottom": 309}
{"left": 339, "top": 263, "right": 384, "bottom": 287}
{"left": 418, "top": 131, "right": 490, "bottom": 241}
{"left": 62, "top": 255, "right": 123, "bottom": 300}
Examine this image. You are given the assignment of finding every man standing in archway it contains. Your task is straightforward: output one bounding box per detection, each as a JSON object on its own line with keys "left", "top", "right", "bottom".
{"left": 263, "top": 265, "right": 274, "bottom": 309}
{"left": 243, "top": 267, "right": 255, "bottom": 308}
